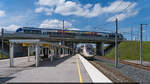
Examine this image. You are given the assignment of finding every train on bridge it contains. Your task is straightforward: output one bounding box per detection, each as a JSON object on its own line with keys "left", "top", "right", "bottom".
{"left": 16, "top": 27, "right": 124, "bottom": 39}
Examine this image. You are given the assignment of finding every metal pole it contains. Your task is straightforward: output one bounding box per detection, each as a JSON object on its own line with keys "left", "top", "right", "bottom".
{"left": 51, "top": 47, "right": 53, "bottom": 62}
{"left": 62, "top": 20, "right": 64, "bottom": 46}
{"left": 35, "top": 44, "right": 38, "bottom": 67}
{"left": 115, "top": 18, "right": 118, "bottom": 68}
{"left": 62, "top": 20, "right": 64, "bottom": 55}
{"left": 140, "top": 24, "right": 143, "bottom": 65}
{"left": 1, "top": 28, "right": 4, "bottom": 59}
{"left": 140, "top": 24, "right": 147, "bottom": 65}
{"left": 10, "top": 43, "right": 14, "bottom": 67}
{"left": 28, "top": 46, "right": 30, "bottom": 62}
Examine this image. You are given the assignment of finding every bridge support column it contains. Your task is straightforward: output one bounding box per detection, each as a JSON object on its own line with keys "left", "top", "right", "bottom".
{"left": 96, "top": 42, "right": 104, "bottom": 56}
{"left": 10, "top": 43, "right": 14, "bottom": 67}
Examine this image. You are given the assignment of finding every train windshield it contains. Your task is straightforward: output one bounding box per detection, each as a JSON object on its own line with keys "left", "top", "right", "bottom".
{"left": 86, "top": 45, "right": 94, "bottom": 52}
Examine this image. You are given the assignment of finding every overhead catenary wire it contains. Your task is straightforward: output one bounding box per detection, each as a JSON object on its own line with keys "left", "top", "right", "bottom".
{"left": 91, "top": 0, "right": 124, "bottom": 30}
{"left": 111, "top": 0, "right": 137, "bottom": 22}
{"left": 93, "top": 0, "right": 137, "bottom": 30}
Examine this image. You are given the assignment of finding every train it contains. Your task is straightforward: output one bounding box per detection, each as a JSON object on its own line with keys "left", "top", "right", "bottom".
{"left": 77, "top": 44, "right": 95, "bottom": 59}
{"left": 16, "top": 27, "right": 124, "bottom": 39}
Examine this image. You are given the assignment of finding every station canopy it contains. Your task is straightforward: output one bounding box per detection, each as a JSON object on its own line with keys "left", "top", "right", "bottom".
{"left": 9, "top": 39, "right": 72, "bottom": 49}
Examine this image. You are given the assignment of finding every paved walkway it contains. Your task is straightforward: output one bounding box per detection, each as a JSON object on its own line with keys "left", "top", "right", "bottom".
{"left": 5, "top": 55, "right": 92, "bottom": 83}
{"left": 0, "top": 56, "right": 35, "bottom": 77}
{"left": 0, "top": 54, "right": 112, "bottom": 83}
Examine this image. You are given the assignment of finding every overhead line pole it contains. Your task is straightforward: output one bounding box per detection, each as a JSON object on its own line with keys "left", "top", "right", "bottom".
{"left": 1, "top": 28, "right": 4, "bottom": 59}
{"left": 140, "top": 24, "right": 147, "bottom": 65}
{"left": 63, "top": 20, "right": 64, "bottom": 45}
{"left": 62, "top": 20, "right": 65, "bottom": 55}
{"left": 115, "top": 18, "right": 118, "bottom": 68}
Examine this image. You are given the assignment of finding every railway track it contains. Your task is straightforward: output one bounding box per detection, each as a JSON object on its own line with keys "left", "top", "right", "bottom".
{"left": 97, "top": 56, "right": 150, "bottom": 71}
{"left": 87, "top": 57, "right": 139, "bottom": 83}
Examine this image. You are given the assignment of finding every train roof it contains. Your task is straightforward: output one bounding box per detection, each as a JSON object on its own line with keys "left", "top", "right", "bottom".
{"left": 18, "top": 27, "right": 119, "bottom": 34}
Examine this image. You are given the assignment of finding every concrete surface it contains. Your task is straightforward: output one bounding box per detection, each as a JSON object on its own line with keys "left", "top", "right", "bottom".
{"left": 78, "top": 54, "right": 112, "bottom": 83}
{"left": 3, "top": 55, "right": 92, "bottom": 83}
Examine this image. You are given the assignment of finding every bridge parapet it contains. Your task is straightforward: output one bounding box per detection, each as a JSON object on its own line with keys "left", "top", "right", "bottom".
{"left": 0, "top": 33, "right": 125, "bottom": 43}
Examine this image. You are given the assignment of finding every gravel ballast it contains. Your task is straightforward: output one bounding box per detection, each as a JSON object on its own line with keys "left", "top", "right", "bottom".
{"left": 94, "top": 56, "right": 150, "bottom": 84}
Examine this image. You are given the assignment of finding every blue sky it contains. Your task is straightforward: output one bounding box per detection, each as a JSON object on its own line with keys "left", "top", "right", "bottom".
{"left": 0, "top": 0, "right": 150, "bottom": 40}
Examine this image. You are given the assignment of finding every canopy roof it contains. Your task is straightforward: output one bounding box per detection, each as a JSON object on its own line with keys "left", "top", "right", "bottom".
{"left": 9, "top": 39, "right": 72, "bottom": 49}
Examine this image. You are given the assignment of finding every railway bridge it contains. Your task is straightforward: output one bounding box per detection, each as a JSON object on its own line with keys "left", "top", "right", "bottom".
{"left": 0, "top": 32, "right": 125, "bottom": 56}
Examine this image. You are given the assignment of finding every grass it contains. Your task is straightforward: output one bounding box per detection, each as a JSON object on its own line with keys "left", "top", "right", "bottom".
{"left": 105, "top": 41, "right": 150, "bottom": 61}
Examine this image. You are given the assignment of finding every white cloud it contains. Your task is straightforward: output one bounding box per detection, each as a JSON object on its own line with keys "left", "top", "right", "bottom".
{"left": 67, "top": 28, "right": 80, "bottom": 30}
{"left": 106, "top": 2, "right": 138, "bottom": 22}
{"left": 35, "top": 7, "right": 54, "bottom": 15}
{"left": 0, "top": 10, "right": 5, "bottom": 17}
{"left": 107, "top": 10, "right": 138, "bottom": 22}
{"left": 103, "top": 0, "right": 131, "bottom": 13}
{"left": 35, "top": 0, "right": 101, "bottom": 17}
{"left": 0, "top": 24, "right": 20, "bottom": 32}
{"left": 36, "top": 0, "right": 65, "bottom": 7}
{"left": 35, "top": 0, "right": 103, "bottom": 18}
{"left": 35, "top": 0, "right": 138, "bottom": 20}
{"left": 40, "top": 19, "right": 72, "bottom": 28}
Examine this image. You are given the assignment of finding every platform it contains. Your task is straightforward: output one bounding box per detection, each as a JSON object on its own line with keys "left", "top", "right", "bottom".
{"left": 0, "top": 54, "right": 112, "bottom": 83}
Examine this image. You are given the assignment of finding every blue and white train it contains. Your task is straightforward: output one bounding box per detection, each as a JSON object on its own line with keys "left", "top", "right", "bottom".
{"left": 15, "top": 27, "right": 124, "bottom": 39}
{"left": 78, "top": 44, "right": 95, "bottom": 59}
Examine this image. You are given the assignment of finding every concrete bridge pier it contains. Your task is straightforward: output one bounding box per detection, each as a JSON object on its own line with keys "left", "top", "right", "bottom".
{"left": 96, "top": 42, "right": 104, "bottom": 56}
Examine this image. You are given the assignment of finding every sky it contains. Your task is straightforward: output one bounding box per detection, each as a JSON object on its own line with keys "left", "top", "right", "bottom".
{"left": 0, "top": 0, "right": 150, "bottom": 40}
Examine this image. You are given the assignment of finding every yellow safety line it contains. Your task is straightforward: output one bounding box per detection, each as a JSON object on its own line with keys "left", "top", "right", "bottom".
{"left": 76, "top": 55, "right": 83, "bottom": 83}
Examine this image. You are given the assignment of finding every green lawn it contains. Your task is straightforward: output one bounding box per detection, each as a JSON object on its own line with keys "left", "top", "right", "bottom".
{"left": 105, "top": 41, "right": 150, "bottom": 61}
